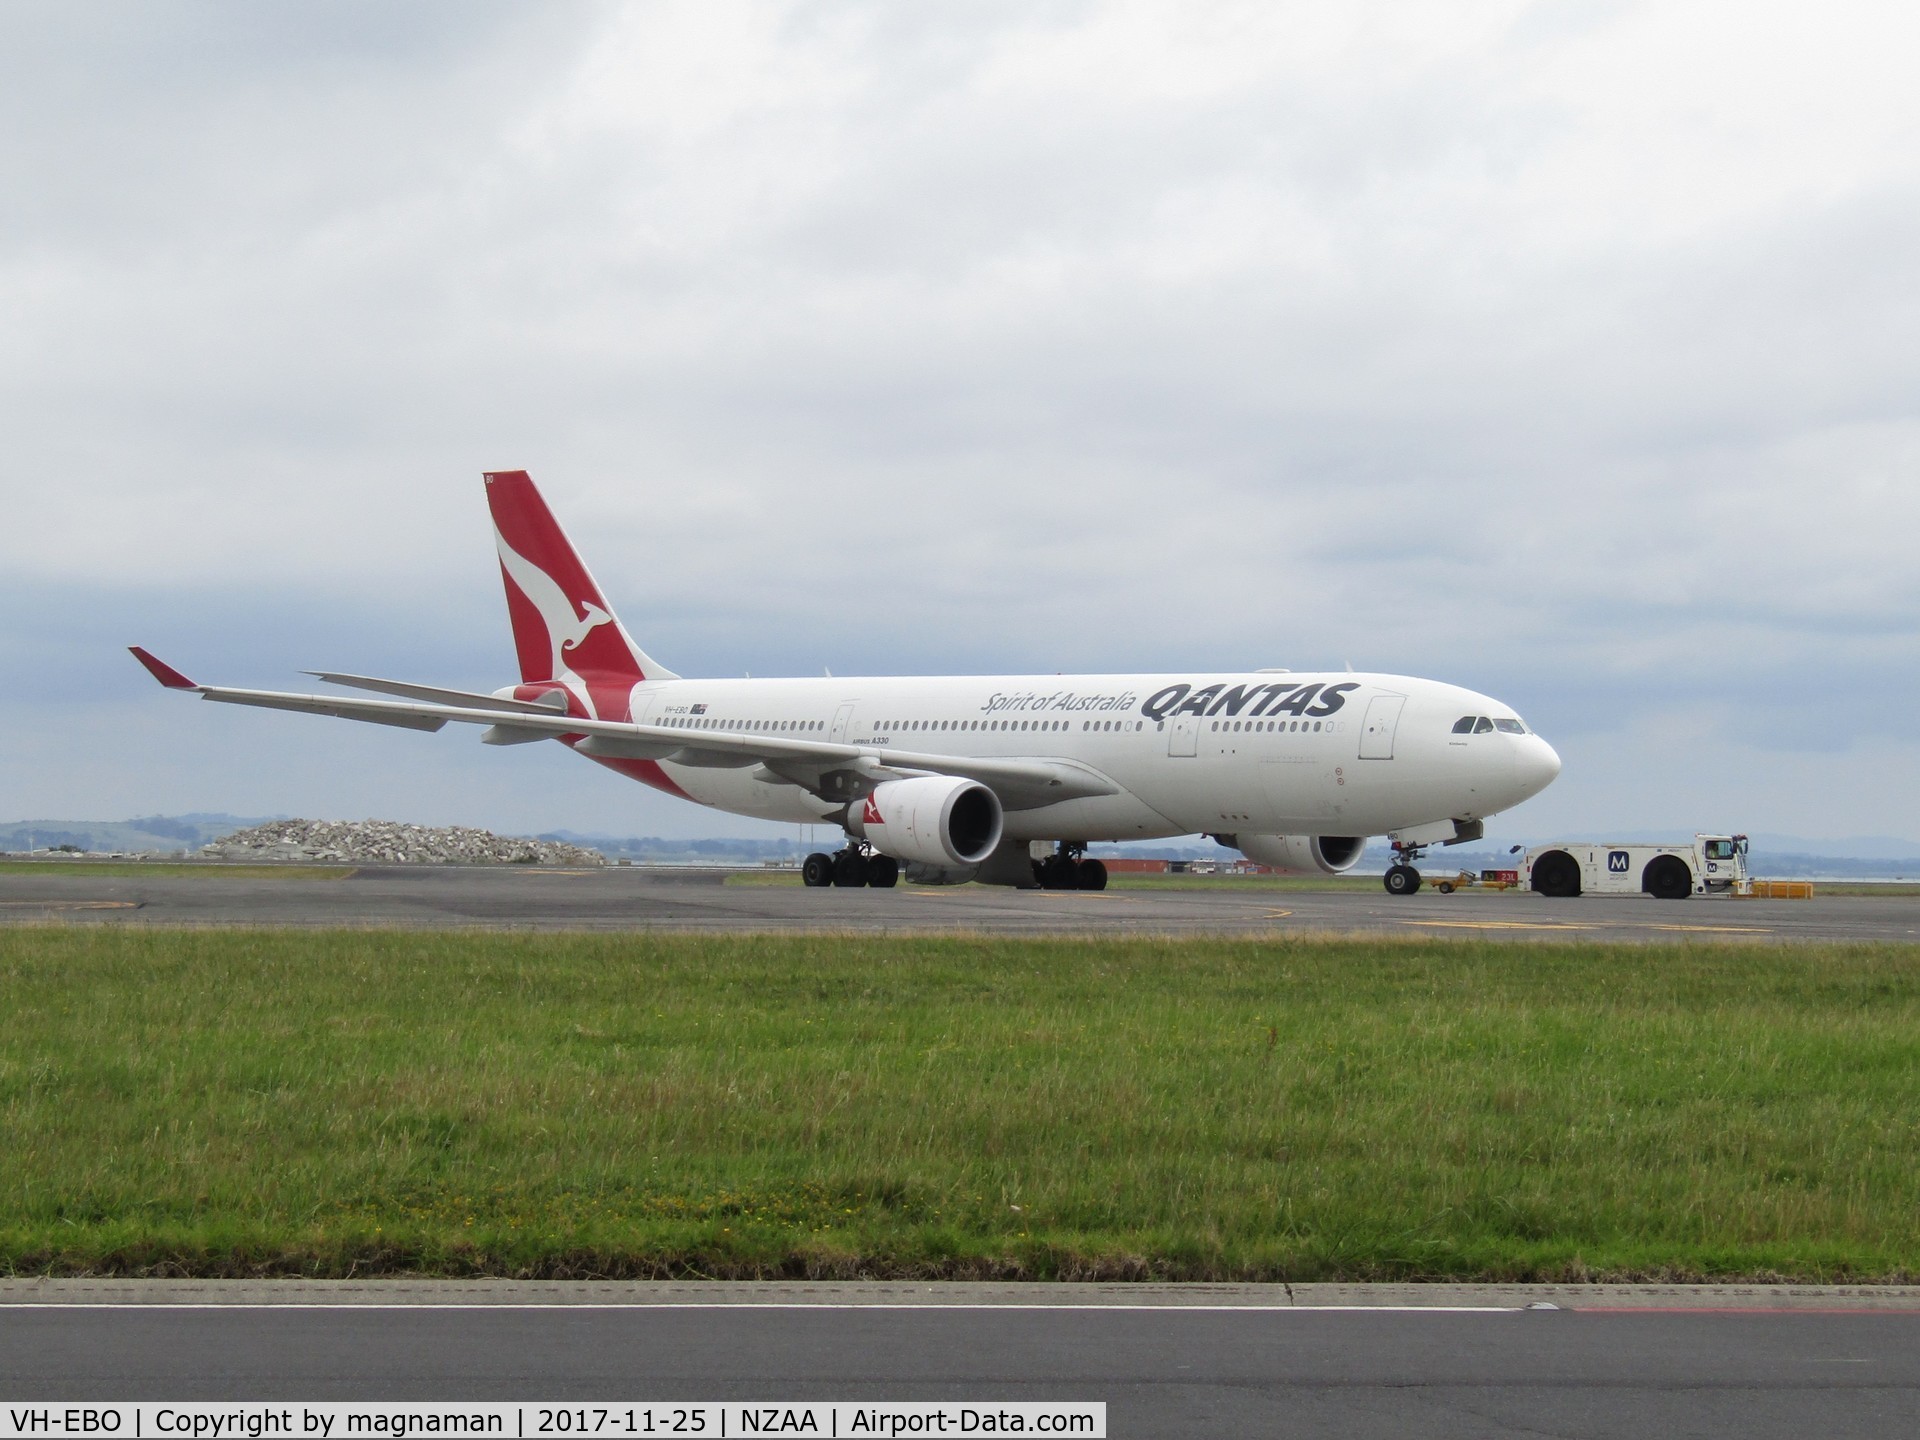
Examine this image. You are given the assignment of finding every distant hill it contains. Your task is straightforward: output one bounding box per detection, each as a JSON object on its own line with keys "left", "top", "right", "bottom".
{"left": 0, "top": 814, "right": 273, "bottom": 855}
{"left": 540, "top": 830, "right": 822, "bottom": 864}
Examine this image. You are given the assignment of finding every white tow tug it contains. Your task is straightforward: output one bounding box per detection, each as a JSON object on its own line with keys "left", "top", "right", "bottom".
{"left": 1522, "top": 834, "right": 1751, "bottom": 899}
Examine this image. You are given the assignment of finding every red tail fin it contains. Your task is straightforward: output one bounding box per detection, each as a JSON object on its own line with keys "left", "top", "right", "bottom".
{"left": 484, "top": 471, "right": 677, "bottom": 719}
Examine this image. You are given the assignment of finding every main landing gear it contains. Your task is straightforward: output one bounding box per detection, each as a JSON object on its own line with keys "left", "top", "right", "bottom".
{"left": 801, "top": 844, "right": 899, "bottom": 889}
{"left": 1383, "top": 841, "right": 1425, "bottom": 896}
{"left": 1034, "top": 844, "right": 1108, "bottom": 891}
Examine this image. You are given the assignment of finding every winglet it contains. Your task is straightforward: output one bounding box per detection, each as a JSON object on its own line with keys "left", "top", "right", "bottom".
{"left": 129, "top": 647, "right": 198, "bottom": 690}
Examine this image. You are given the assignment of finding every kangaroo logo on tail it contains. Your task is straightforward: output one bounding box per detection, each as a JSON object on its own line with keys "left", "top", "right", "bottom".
{"left": 494, "top": 532, "right": 614, "bottom": 666}
{"left": 484, "top": 470, "right": 678, "bottom": 721}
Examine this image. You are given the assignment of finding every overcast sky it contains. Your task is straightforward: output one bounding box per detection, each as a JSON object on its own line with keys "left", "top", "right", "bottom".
{"left": 4, "top": 0, "right": 1916, "bottom": 846}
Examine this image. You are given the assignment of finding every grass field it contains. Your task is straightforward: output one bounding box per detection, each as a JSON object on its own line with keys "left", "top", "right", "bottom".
{"left": 2, "top": 928, "right": 1917, "bottom": 1282}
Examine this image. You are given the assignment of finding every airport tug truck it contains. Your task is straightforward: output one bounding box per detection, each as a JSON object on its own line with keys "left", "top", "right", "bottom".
{"left": 1523, "top": 834, "right": 1750, "bottom": 900}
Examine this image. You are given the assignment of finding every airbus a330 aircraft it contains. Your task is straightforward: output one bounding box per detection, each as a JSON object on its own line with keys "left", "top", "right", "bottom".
{"left": 133, "top": 471, "right": 1560, "bottom": 894}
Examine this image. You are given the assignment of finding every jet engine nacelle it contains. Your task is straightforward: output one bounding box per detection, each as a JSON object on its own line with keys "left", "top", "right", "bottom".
{"left": 1230, "top": 833, "right": 1367, "bottom": 875}
{"left": 846, "top": 776, "right": 1004, "bottom": 869}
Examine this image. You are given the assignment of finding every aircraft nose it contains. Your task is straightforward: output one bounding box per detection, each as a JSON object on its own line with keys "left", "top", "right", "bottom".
{"left": 1515, "top": 735, "right": 1562, "bottom": 797}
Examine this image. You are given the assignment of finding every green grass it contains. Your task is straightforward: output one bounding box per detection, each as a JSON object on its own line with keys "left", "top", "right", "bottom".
{"left": 2, "top": 929, "right": 1918, "bottom": 1282}
{"left": 0, "top": 861, "right": 352, "bottom": 880}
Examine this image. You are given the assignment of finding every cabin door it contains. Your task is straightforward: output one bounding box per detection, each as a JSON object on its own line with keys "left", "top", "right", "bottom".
{"left": 1358, "top": 694, "right": 1406, "bottom": 760}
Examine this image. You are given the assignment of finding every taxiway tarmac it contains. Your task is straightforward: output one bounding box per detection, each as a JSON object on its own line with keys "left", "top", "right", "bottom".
{"left": 4, "top": 1283, "right": 1918, "bottom": 1438}
{"left": 0, "top": 864, "right": 1915, "bottom": 941}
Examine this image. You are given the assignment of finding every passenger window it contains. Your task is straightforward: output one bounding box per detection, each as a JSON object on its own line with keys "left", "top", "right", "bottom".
{"left": 1473, "top": 717, "right": 1495, "bottom": 734}
{"left": 1452, "top": 716, "right": 1476, "bottom": 734}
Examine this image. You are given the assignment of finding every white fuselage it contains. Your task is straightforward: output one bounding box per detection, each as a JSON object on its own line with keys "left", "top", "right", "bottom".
{"left": 135, "top": 472, "right": 1563, "bottom": 866}
{"left": 608, "top": 670, "right": 1559, "bottom": 843}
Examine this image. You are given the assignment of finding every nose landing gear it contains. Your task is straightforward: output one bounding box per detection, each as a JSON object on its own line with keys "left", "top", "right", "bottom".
{"left": 1383, "top": 842, "right": 1425, "bottom": 896}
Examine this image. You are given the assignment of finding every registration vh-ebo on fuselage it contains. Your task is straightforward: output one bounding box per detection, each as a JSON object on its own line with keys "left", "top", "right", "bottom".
{"left": 134, "top": 472, "right": 1560, "bottom": 894}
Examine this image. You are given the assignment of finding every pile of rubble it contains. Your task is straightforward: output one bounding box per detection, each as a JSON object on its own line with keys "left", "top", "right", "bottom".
{"left": 202, "top": 819, "right": 607, "bottom": 866}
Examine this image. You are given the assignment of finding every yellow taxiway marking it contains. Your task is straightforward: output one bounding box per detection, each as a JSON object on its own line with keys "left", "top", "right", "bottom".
{"left": 1262, "top": 909, "right": 1295, "bottom": 919}
{"left": 0, "top": 900, "right": 138, "bottom": 910}
{"left": 1646, "top": 923, "right": 1773, "bottom": 934}
{"left": 1404, "top": 919, "right": 1595, "bottom": 932}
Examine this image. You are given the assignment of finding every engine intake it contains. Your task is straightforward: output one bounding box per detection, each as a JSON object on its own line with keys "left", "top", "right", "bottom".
{"left": 846, "top": 776, "right": 1004, "bottom": 869}
{"left": 1227, "top": 833, "right": 1366, "bottom": 875}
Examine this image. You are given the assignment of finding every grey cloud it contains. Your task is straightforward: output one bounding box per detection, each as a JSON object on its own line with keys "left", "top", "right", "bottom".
{"left": 3, "top": 0, "right": 1915, "bottom": 840}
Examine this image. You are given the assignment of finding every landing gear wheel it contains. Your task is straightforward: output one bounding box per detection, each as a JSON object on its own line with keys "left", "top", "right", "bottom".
{"left": 1384, "top": 864, "right": 1422, "bottom": 896}
{"left": 801, "top": 852, "right": 834, "bottom": 888}
{"left": 1035, "top": 855, "right": 1075, "bottom": 890}
{"left": 832, "top": 850, "right": 871, "bottom": 888}
{"left": 867, "top": 854, "right": 900, "bottom": 889}
{"left": 1035, "top": 844, "right": 1098, "bottom": 890}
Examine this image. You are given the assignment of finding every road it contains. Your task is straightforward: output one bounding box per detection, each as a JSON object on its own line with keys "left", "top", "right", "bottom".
{"left": 0, "top": 863, "right": 1914, "bottom": 941}
{"left": 4, "top": 1283, "right": 1918, "bottom": 1438}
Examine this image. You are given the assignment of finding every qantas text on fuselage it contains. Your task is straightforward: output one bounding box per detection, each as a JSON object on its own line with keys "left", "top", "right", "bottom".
{"left": 131, "top": 471, "right": 1561, "bottom": 890}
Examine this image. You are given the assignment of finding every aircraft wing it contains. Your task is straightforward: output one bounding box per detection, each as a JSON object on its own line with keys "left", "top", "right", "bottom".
{"left": 302, "top": 671, "right": 573, "bottom": 716}
{"left": 129, "top": 650, "right": 1118, "bottom": 809}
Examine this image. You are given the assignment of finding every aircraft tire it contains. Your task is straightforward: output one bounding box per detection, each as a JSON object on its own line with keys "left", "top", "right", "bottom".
{"left": 832, "top": 850, "right": 871, "bottom": 888}
{"left": 1077, "top": 858, "right": 1108, "bottom": 891}
{"left": 1383, "top": 864, "right": 1422, "bottom": 896}
{"left": 867, "top": 854, "right": 900, "bottom": 889}
{"left": 801, "top": 852, "right": 835, "bottom": 888}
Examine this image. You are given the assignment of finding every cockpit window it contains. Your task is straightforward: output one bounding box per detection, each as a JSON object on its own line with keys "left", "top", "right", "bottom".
{"left": 1473, "top": 716, "right": 1495, "bottom": 734}
{"left": 1493, "top": 718, "right": 1527, "bottom": 734}
{"left": 1452, "top": 716, "right": 1477, "bottom": 734}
